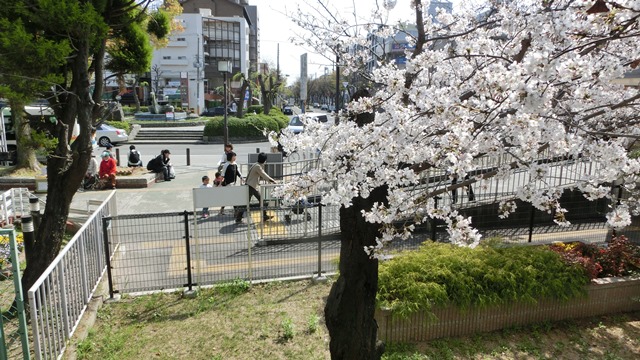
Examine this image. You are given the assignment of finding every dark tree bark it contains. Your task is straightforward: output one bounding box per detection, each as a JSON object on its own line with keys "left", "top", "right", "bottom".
{"left": 21, "top": 37, "right": 94, "bottom": 296}
{"left": 325, "top": 89, "right": 386, "bottom": 359}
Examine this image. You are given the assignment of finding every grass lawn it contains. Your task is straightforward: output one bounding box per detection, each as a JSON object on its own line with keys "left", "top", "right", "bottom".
{"left": 72, "top": 279, "right": 640, "bottom": 360}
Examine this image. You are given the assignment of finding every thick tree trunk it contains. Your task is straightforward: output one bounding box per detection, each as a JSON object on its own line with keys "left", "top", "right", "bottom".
{"left": 21, "top": 38, "right": 94, "bottom": 297}
{"left": 325, "top": 185, "right": 387, "bottom": 360}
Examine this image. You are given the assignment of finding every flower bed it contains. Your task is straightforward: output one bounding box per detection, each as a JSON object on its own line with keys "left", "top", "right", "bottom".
{"left": 0, "top": 232, "right": 23, "bottom": 278}
{"left": 376, "top": 275, "right": 640, "bottom": 343}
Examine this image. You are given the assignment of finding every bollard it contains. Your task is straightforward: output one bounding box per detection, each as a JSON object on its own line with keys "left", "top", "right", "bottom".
{"left": 256, "top": 148, "right": 260, "bottom": 153}
{"left": 187, "top": 148, "right": 191, "bottom": 166}
{"left": 21, "top": 215, "right": 34, "bottom": 261}
{"left": 115, "top": 148, "right": 121, "bottom": 166}
{"left": 29, "top": 195, "right": 41, "bottom": 236}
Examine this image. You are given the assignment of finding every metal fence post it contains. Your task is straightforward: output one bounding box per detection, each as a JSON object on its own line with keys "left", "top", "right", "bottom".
{"left": 4, "top": 228, "right": 30, "bottom": 359}
{"left": 183, "top": 211, "right": 194, "bottom": 291}
{"left": 528, "top": 203, "right": 535, "bottom": 243}
{"left": 186, "top": 148, "right": 191, "bottom": 166}
{"left": 317, "top": 204, "right": 322, "bottom": 277}
{"left": 102, "top": 217, "right": 115, "bottom": 299}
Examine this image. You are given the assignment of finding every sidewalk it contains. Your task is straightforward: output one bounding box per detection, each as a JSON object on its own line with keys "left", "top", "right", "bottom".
{"left": 72, "top": 164, "right": 219, "bottom": 215}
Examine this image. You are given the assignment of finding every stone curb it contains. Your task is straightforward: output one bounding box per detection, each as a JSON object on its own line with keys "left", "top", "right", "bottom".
{"left": 0, "top": 172, "right": 159, "bottom": 191}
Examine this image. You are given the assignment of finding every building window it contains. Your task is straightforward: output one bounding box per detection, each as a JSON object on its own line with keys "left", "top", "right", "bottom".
{"left": 176, "top": 37, "right": 186, "bottom": 41}
{"left": 178, "top": 56, "right": 187, "bottom": 60}
{"left": 163, "top": 56, "right": 171, "bottom": 60}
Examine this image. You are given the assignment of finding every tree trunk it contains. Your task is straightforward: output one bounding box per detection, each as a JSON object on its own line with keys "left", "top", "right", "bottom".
{"left": 325, "top": 186, "right": 387, "bottom": 360}
{"left": 10, "top": 100, "right": 40, "bottom": 171}
{"left": 21, "top": 38, "right": 94, "bottom": 298}
{"left": 238, "top": 80, "right": 248, "bottom": 118}
{"left": 133, "top": 79, "right": 141, "bottom": 112}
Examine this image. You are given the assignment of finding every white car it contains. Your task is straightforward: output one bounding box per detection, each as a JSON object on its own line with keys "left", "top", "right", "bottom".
{"left": 96, "top": 124, "right": 129, "bottom": 147}
{"left": 286, "top": 112, "right": 329, "bottom": 134}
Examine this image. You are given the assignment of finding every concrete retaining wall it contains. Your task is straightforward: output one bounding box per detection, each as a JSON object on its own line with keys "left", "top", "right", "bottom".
{"left": 376, "top": 276, "right": 640, "bottom": 343}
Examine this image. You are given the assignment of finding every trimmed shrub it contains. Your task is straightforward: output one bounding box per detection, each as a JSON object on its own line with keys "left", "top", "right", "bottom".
{"left": 105, "top": 120, "right": 131, "bottom": 133}
{"left": 203, "top": 113, "right": 286, "bottom": 138}
{"left": 377, "top": 241, "right": 590, "bottom": 318}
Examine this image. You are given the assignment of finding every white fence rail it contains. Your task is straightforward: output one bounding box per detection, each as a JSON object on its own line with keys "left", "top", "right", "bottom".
{"left": 0, "top": 188, "right": 33, "bottom": 224}
{"left": 27, "top": 191, "right": 117, "bottom": 360}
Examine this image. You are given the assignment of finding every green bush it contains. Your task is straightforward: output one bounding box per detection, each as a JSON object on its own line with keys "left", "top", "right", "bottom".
{"left": 105, "top": 120, "right": 131, "bottom": 133}
{"left": 120, "top": 106, "right": 136, "bottom": 115}
{"left": 247, "top": 105, "right": 263, "bottom": 114}
{"left": 203, "top": 113, "right": 287, "bottom": 138}
{"left": 377, "top": 241, "right": 590, "bottom": 318}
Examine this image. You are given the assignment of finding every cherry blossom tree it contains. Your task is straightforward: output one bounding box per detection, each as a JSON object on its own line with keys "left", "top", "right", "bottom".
{"left": 277, "top": 0, "right": 640, "bottom": 358}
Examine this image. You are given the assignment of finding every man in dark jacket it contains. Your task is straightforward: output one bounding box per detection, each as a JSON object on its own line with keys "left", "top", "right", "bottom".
{"left": 147, "top": 149, "right": 174, "bottom": 181}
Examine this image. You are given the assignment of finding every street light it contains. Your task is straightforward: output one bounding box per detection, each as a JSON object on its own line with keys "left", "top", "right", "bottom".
{"left": 218, "top": 60, "right": 232, "bottom": 147}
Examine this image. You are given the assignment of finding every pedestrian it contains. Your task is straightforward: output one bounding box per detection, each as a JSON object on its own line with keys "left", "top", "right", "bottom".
{"left": 105, "top": 143, "right": 116, "bottom": 159}
{"left": 82, "top": 154, "right": 99, "bottom": 190}
{"left": 147, "top": 149, "right": 174, "bottom": 181}
{"left": 217, "top": 143, "right": 234, "bottom": 172}
{"left": 221, "top": 152, "right": 244, "bottom": 223}
{"left": 451, "top": 174, "right": 475, "bottom": 203}
{"left": 200, "top": 175, "right": 212, "bottom": 218}
{"left": 127, "top": 145, "right": 142, "bottom": 167}
{"left": 99, "top": 151, "right": 117, "bottom": 189}
{"left": 213, "top": 171, "right": 224, "bottom": 187}
{"left": 235, "top": 152, "right": 277, "bottom": 223}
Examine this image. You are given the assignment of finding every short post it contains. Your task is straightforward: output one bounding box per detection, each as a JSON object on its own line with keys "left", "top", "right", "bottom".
{"left": 186, "top": 148, "right": 191, "bottom": 166}
{"left": 256, "top": 148, "right": 260, "bottom": 153}
{"left": 21, "top": 215, "right": 34, "bottom": 264}
{"left": 28, "top": 195, "right": 40, "bottom": 246}
{"left": 115, "top": 148, "right": 120, "bottom": 166}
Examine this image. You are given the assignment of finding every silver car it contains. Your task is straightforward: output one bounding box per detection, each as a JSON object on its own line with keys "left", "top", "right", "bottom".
{"left": 96, "top": 124, "right": 129, "bottom": 147}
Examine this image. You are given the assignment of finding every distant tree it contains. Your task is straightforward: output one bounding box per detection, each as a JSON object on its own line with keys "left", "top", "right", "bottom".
{"left": 0, "top": 15, "right": 69, "bottom": 171}
{"left": 280, "top": 1, "right": 640, "bottom": 359}
{"left": 0, "top": 0, "right": 171, "bottom": 295}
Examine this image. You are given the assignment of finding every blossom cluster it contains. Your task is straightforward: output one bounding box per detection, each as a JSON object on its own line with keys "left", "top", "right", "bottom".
{"left": 284, "top": 1, "right": 640, "bottom": 251}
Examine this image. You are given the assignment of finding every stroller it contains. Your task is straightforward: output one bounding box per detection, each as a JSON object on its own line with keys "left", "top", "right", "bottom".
{"left": 283, "top": 195, "right": 322, "bottom": 225}
{"left": 80, "top": 174, "right": 100, "bottom": 191}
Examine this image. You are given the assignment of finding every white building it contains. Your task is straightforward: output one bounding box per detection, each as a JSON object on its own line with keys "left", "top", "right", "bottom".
{"left": 151, "top": 9, "right": 250, "bottom": 114}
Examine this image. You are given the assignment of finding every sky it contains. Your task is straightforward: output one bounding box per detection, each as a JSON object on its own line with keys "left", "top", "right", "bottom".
{"left": 256, "top": 0, "right": 419, "bottom": 85}
{"left": 254, "top": 1, "right": 484, "bottom": 85}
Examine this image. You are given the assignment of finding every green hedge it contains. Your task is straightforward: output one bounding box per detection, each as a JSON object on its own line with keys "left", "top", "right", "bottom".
{"left": 203, "top": 113, "right": 288, "bottom": 137}
{"left": 377, "top": 241, "right": 590, "bottom": 318}
{"left": 105, "top": 120, "right": 132, "bottom": 133}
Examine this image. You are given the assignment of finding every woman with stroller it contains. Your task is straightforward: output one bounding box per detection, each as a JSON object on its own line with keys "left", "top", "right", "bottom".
{"left": 235, "top": 152, "right": 277, "bottom": 224}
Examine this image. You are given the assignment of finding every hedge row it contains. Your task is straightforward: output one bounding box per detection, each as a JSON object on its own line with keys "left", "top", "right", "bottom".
{"left": 377, "top": 240, "right": 590, "bottom": 318}
{"left": 203, "top": 112, "right": 289, "bottom": 137}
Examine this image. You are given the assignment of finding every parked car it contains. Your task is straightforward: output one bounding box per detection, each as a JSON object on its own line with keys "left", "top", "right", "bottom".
{"left": 313, "top": 102, "right": 320, "bottom": 108}
{"left": 286, "top": 112, "right": 329, "bottom": 134}
{"left": 320, "top": 104, "right": 328, "bottom": 111}
{"left": 96, "top": 123, "right": 128, "bottom": 147}
{"left": 283, "top": 106, "right": 293, "bottom": 115}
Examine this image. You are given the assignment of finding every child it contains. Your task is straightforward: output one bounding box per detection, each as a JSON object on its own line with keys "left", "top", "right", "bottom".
{"left": 200, "top": 175, "right": 212, "bottom": 218}
{"left": 213, "top": 171, "right": 224, "bottom": 187}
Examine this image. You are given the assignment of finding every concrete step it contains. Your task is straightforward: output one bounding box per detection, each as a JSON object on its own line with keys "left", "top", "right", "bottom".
{"left": 134, "top": 129, "right": 204, "bottom": 141}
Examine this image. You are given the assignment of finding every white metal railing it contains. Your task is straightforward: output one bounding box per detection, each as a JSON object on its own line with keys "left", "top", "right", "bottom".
{"left": 0, "top": 188, "right": 32, "bottom": 224}
{"left": 28, "top": 191, "right": 117, "bottom": 360}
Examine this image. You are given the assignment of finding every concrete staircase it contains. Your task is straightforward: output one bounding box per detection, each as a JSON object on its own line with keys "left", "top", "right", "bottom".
{"left": 133, "top": 128, "right": 204, "bottom": 144}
